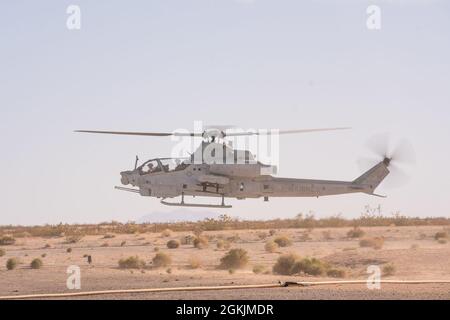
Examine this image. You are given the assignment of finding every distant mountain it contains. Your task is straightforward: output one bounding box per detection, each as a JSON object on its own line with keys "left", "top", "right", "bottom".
{"left": 137, "top": 209, "right": 221, "bottom": 223}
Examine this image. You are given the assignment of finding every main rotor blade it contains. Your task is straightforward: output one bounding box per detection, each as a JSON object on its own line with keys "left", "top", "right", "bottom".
{"left": 225, "top": 127, "right": 351, "bottom": 137}
{"left": 74, "top": 130, "right": 201, "bottom": 137}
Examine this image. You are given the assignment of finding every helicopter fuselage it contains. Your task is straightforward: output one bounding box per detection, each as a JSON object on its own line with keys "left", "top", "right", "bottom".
{"left": 119, "top": 159, "right": 389, "bottom": 205}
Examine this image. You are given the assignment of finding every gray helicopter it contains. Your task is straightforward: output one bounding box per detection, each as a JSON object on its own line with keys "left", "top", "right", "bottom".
{"left": 75, "top": 126, "right": 410, "bottom": 208}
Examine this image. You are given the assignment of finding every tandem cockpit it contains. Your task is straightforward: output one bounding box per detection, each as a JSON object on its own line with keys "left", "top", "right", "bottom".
{"left": 137, "top": 158, "right": 190, "bottom": 175}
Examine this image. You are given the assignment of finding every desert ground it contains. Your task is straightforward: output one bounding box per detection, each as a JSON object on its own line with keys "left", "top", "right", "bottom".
{"left": 1, "top": 225, "right": 450, "bottom": 299}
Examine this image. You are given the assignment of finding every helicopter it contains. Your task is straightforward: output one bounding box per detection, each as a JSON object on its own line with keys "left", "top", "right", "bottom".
{"left": 75, "top": 126, "right": 410, "bottom": 208}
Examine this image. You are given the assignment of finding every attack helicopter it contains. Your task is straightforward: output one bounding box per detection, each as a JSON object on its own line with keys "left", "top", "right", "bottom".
{"left": 75, "top": 126, "right": 411, "bottom": 208}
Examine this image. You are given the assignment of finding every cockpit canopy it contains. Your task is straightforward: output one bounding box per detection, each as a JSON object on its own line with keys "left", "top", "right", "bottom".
{"left": 138, "top": 158, "right": 189, "bottom": 175}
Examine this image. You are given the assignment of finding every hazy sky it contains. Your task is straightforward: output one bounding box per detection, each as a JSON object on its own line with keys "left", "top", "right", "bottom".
{"left": 1, "top": 0, "right": 449, "bottom": 225}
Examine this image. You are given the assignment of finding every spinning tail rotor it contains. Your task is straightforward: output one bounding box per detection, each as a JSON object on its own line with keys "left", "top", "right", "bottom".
{"left": 358, "top": 133, "right": 416, "bottom": 188}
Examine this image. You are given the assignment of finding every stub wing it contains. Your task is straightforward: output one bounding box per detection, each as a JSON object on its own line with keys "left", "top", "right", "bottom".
{"left": 197, "top": 174, "right": 230, "bottom": 185}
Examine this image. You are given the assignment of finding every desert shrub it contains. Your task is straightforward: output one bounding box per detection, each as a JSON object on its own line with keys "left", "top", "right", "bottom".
{"left": 216, "top": 239, "right": 231, "bottom": 250}
{"left": 103, "top": 234, "right": 115, "bottom": 239}
{"left": 292, "top": 257, "right": 326, "bottom": 276}
{"left": 327, "top": 268, "right": 346, "bottom": 278}
{"left": 101, "top": 242, "right": 109, "bottom": 247}
{"left": 0, "top": 236, "right": 16, "bottom": 246}
{"left": 252, "top": 264, "right": 267, "bottom": 274}
{"left": 41, "top": 253, "right": 47, "bottom": 258}
{"left": 44, "top": 243, "right": 51, "bottom": 248}
{"left": 264, "top": 240, "right": 279, "bottom": 253}
{"left": 219, "top": 248, "right": 249, "bottom": 269}
{"left": 272, "top": 253, "right": 299, "bottom": 275}
{"left": 347, "top": 227, "right": 365, "bottom": 238}
{"left": 30, "top": 258, "right": 43, "bottom": 269}
{"left": 273, "top": 235, "right": 292, "bottom": 247}
{"left": 167, "top": 239, "right": 180, "bottom": 249}
{"left": 0, "top": 248, "right": 5, "bottom": 257}
{"left": 120, "top": 241, "right": 126, "bottom": 247}
{"left": 438, "top": 238, "right": 447, "bottom": 244}
{"left": 359, "top": 237, "right": 385, "bottom": 249}
{"left": 65, "top": 235, "right": 82, "bottom": 244}
{"left": 161, "top": 229, "right": 172, "bottom": 237}
{"left": 434, "top": 231, "right": 448, "bottom": 240}
{"left": 269, "top": 229, "right": 276, "bottom": 236}
{"left": 257, "top": 232, "right": 268, "bottom": 240}
{"left": 188, "top": 256, "right": 202, "bottom": 269}
{"left": 180, "top": 235, "right": 194, "bottom": 245}
{"left": 226, "top": 234, "right": 240, "bottom": 243}
{"left": 382, "top": 263, "right": 396, "bottom": 276}
{"left": 193, "top": 236, "right": 209, "bottom": 249}
{"left": 228, "top": 269, "right": 235, "bottom": 274}
{"left": 6, "top": 258, "right": 18, "bottom": 270}
{"left": 66, "top": 248, "right": 72, "bottom": 253}
{"left": 166, "top": 267, "right": 172, "bottom": 274}
{"left": 152, "top": 252, "right": 172, "bottom": 268}
{"left": 193, "top": 227, "right": 203, "bottom": 237}
{"left": 118, "top": 256, "right": 146, "bottom": 269}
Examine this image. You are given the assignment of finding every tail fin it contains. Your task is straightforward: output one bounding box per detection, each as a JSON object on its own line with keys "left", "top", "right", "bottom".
{"left": 353, "top": 159, "right": 390, "bottom": 194}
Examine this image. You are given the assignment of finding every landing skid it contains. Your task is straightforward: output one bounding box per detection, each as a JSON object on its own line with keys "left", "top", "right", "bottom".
{"left": 160, "top": 194, "right": 232, "bottom": 209}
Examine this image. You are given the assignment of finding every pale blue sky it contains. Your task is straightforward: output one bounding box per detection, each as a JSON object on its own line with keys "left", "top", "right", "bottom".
{"left": 1, "top": 0, "right": 449, "bottom": 225}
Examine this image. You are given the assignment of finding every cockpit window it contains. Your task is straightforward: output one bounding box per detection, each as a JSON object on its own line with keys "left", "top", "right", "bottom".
{"left": 139, "top": 160, "right": 161, "bottom": 175}
{"left": 139, "top": 158, "right": 190, "bottom": 175}
{"left": 160, "top": 159, "right": 190, "bottom": 172}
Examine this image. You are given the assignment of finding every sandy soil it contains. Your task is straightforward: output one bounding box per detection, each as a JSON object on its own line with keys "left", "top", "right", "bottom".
{"left": 1, "top": 225, "right": 450, "bottom": 299}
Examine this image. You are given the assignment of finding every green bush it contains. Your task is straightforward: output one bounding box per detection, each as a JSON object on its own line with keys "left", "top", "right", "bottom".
{"left": 118, "top": 256, "right": 146, "bottom": 269}
{"left": 167, "top": 239, "right": 180, "bottom": 249}
{"left": 6, "top": 258, "right": 18, "bottom": 270}
{"left": 30, "top": 258, "right": 43, "bottom": 269}
{"left": 292, "top": 258, "right": 326, "bottom": 276}
{"left": 326, "top": 268, "right": 346, "bottom": 278}
{"left": 152, "top": 252, "right": 172, "bottom": 268}
{"left": 272, "top": 253, "right": 299, "bottom": 275}
{"left": 219, "top": 249, "right": 249, "bottom": 269}
{"left": 273, "top": 235, "right": 292, "bottom": 247}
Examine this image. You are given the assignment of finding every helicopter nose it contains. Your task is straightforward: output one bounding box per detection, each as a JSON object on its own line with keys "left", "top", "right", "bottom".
{"left": 120, "top": 172, "right": 130, "bottom": 185}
